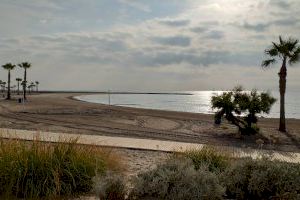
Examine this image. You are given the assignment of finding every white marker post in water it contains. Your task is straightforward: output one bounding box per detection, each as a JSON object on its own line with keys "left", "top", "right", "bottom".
{"left": 108, "top": 90, "right": 111, "bottom": 105}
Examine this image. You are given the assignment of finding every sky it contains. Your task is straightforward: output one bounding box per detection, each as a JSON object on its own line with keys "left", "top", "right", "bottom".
{"left": 0, "top": 0, "right": 299, "bottom": 92}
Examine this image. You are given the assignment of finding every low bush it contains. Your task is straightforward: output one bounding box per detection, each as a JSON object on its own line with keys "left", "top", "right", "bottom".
{"left": 93, "top": 171, "right": 127, "bottom": 200}
{"left": 222, "top": 158, "right": 300, "bottom": 199}
{"left": 129, "top": 158, "right": 224, "bottom": 200}
{"left": 0, "top": 137, "right": 121, "bottom": 199}
{"left": 184, "top": 147, "right": 230, "bottom": 172}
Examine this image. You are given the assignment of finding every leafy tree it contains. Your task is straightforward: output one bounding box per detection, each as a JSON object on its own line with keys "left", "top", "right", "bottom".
{"left": 2, "top": 63, "right": 16, "bottom": 100}
{"left": 16, "top": 78, "right": 22, "bottom": 95}
{"left": 262, "top": 36, "right": 300, "bottom": 132}
{"left": 211, "top": 87, "right": 276, "bottom": 135}
{"left": 18, "top": 62, "right": 31, "bottom": 100}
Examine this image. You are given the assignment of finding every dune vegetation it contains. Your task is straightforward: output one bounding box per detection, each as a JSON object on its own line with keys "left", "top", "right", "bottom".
{"left": 94, "top": 147, "right": 300, "bottom": 200}
{"left": 0, "top": 137, "right": 123, "bottom": 199}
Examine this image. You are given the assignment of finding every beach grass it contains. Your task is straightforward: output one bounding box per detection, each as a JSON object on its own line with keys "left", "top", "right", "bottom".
{"left": 0, "top": 136, "right": 123, "bottom": 199}
{"left": 183, "top": 146, "right": 231, "bottom": 172}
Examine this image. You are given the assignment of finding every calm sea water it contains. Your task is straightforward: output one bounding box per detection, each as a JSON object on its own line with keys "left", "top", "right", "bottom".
{"left": 75, "top": 91, "right": 300, "bottom": 119}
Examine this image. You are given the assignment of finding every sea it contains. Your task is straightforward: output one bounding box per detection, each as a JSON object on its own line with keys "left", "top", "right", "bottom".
{"left": 75, "top": 91, "right": 300, "bottom": 119}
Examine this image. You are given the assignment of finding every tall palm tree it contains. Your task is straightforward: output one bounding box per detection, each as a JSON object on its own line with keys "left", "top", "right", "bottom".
{"left": 262, "top": 36, "right": 300, "bottom": 132}
{"left": 18, "top": 62, "right": 31, "bottom": 100}
{"left": 2, "top": 63, "right": 16, "bottom": 100}
{"left": 35, "top": 81, "right": 39, "bottom": 92}
{"left": 16, "top": 78, "right": 22, "bottom": 95}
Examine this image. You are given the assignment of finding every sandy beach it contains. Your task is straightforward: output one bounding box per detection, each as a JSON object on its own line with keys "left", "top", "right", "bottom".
{"left": 0, "top": 92, "right": 299, "bottom": 153}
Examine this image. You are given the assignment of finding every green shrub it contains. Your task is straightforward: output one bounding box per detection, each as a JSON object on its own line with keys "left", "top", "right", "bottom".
{"left": 93, "top": 171, "right": 127, "bottom": 200}
{"left": 211, "top": 87, "right": 276, "bottom": 135}
{"left": 0, "top": 137, "right": 120, "bottom": 199}
{"left": 129, "top": 158, "right": 224, "bottom": 200}
{"left": 184, "top": 147, "right": 230, "bottom": 172}
{"left": 222, "top": 158, "right": 300, "bottom": 199}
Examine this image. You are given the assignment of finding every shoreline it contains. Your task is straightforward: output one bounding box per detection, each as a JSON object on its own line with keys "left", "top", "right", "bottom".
{"left": 39, "top": 90, "right": 193, "bottom": 95}
{"left": 0, "top": 92, "right": 299, "bottom": 153}
{"left": 72, "top": 93, "right": 300, "bottom": 121}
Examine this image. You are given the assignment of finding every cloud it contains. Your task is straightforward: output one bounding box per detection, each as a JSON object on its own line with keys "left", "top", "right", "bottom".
{"left": 273, "top": 18, "right": 299, "bottom": 26}
{"left": 158, "top": 19, "right": 190, "bottom": 27}
{"left": 190, "top": 27, "right": 207, "bottom": 33}
{"left": 269, "top": 0, "right": 291, "bottom": 9}
{"left": 151, "top": 36, "right": 191, "bottom": 47}
{"left": 242, "top": 22, "right": 271, "bottom": 32}
{"left": 239, "top": 17, "right": 299, "bottom": 32}
{"left": 118, "top": 0, "right": 151, "bottom": 12}
{"left": 0, "top": 0, "right": 300, "bottom": 91}
{"left": 205, "top": 30, "right": 224, "bottom": 39}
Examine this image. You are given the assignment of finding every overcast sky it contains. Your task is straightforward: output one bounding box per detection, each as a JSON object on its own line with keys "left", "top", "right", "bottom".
{"left": 0, "top": 0, "right": 299, "bottom": 92}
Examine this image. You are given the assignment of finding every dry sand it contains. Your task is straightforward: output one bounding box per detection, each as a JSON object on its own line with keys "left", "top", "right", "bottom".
{"left": 0, "top": 92, "right": 299, "bottom": 153}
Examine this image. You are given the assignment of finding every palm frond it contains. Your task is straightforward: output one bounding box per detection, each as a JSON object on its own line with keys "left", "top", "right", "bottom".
{"left": 265, "top": 47, "right": 278, "bottom": 57}
{"left": 18, "top": 62, "right": 31, "bottom": 69}
{"left": 279, "top": 35, "right": 284, "bottom": 45}
{"left": 286, "top": 37, "right": 299, "bottom": 53}
{"left": 272, "top": 42, "right": 281, "bottom": 51}
{"left": 261, "top": 59, "right": 276, "bottom": 68}
{"left": 2, "top": 63, "right": 16, "bottom": 70}
{"left": 289, "top": 47, "right": 300, "bottom": 65}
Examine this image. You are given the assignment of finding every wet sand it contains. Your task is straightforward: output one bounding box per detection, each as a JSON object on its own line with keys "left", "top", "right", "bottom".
{"left": 0, "top": 92, "right": 299, "bottom": 152}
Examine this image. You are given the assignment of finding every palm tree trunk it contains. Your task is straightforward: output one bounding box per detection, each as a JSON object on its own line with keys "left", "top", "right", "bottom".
{"left": 23, "top": 69, "right": 27, "bottom": 100}
{"left": 278, "top": 58, "right": 287, "bottom": 132}
{"left": 17, "top": 81, "right": 20, "bottom": 95}
{"left": 7, "top": 70, "right": 11, "bottom": 100}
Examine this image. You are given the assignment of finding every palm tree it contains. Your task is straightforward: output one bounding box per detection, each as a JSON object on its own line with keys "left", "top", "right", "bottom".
{"left": 30, "top": 82, "right": 35, "bottom": 93}
{"left": 262, "top": 36, "right": 300, "bottom": 132}
{"left": 2, "top": 63, "right": 16, "bottom": 100}
{"left": 18, "top": 62, "right": 31, "bottom": 100}
{"left": 16, "top": 78, "right": 22, "bottom": 95}
{"left": 35, "top": 81, "right": 39, "bottom": 92}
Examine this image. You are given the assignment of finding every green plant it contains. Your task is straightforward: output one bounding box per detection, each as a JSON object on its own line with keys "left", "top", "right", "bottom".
{"left": 184, "top": 147, "right": 230, "bottom": 172}
{"left": 129, "top": 158, "right": 224, "bottom": 200}
{"left": 222, "top": 158, "right": 300, "bottom": 199}
{"left": 211, "top": 86, "right": 276, "bottom": 135}
{"left": 0, "top": 137, "right": 121, "bottom": 199}
{"left": 93, "top": 171, "right": 126, "bottom": 200}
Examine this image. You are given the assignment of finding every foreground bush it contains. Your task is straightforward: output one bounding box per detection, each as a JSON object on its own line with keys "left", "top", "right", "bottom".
{"left": 0, "top": 137, "right": 120, "bottom": 199}
{"left": 93, "top": 171, "right": 127, "bottom": 200}
{"left": 129, "top": 158, "right": 224, "bottom": 200}
{"left": 184, "top": 147, "right": 230, "bottom": 172}
{"left": 222, "top": 158, "right": 300, "bottom": 199}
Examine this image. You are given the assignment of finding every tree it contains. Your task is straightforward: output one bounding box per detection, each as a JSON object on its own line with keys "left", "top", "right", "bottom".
{"left": 2, "top": 63, "right": 16, "bottom": 100}
{"left": 16, "top": 78, "right": 22, "bottom": 95}
{"left": 27, "top": 82, "right": 35, "bottom": 94}
{"left": 0, "top": 80, "right": 4, "bottom": 93}
{"left": 18, "top": 62, "right": 31, "bottom": 100}
{"left": 35, "top": 81, "right": 39, "bottom": 92}
{"left": 211, "top": 87, "right": 276, "bottom": 135}
{"left": 1, "top": 81, "right": 6, "bottom": 94}
{"left": 30, "top": 82, "right": 35, "bottom": 93}
{"left": 262, "top": 36, "right": 300, "bottom": 132}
